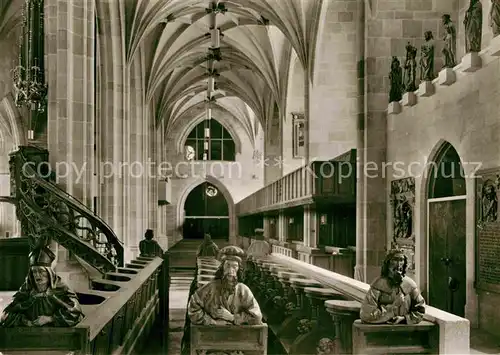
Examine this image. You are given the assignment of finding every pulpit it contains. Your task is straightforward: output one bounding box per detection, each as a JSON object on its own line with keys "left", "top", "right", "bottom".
{"left": 190, "top": 324, "right": 268, "bottom": 355}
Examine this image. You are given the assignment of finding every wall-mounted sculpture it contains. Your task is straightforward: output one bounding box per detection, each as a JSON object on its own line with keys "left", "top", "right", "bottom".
{"left": 490, "top": 0, "right": 500, "bottom": 37}
{"left": 420, "top": 31, "right": 435, "bottom": 81}
{"left": 390, "top": 177, "right": 416, "bottom": 273}
{"left": 442, "top": 14, "right": 457, "bottom": 68}
{"left": 389, "top": 57, "right": 403, "bottom": 102}
{"left": 464, "top": 0, "right": 483, "bottom": 53}
{"left": 403, "top": 43, "right": 417, "bottom": 92}
{"left": 480, "top": 176, "right": 499, "bottom": 223}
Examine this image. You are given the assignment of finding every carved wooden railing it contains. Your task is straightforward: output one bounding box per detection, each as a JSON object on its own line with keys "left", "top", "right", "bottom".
{"left": 0, "top": 255, "right": 169, "bottom": 354}
{"left": 9, "top": 146, "right": 123, "bottom": 273}
{"left": 236, "top": 150, "right": 356, "bottom": 217}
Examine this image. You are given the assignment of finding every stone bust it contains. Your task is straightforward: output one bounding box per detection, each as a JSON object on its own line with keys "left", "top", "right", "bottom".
{"left": 360, "top": 249, "right": 425, "bottom": 324}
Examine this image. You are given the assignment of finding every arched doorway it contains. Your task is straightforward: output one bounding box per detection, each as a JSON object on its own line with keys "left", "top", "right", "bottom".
{"left": 427, "top": 142, "right": 466, "bottom": 317}
{"left": 182, "top": 182, "right": 229, "bottom": 240}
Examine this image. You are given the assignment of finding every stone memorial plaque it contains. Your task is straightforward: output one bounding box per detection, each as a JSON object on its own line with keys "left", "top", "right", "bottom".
{"left": 476, "top": 169, "right": 500, "bottom": 291}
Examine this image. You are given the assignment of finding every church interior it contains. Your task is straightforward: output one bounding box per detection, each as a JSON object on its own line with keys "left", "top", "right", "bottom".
{"left": 1, "top": 0, "right": 500, "bottom": 354}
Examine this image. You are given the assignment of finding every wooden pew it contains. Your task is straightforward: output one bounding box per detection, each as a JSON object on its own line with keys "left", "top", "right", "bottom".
{"left": 352, "top": 320, "right": 439, "bottom": 354}
{"left": 191, "top": 324, "right": 268, "bottom": 355}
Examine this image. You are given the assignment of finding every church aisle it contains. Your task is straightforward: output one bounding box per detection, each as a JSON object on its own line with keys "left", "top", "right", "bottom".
{"left": 138, "top": 273, "right": 190, "bottom": 355}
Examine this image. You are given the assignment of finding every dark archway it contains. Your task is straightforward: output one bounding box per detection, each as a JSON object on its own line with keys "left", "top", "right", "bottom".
{"left": 182, "top": 182, "right": 229, "bottom": 240}
{"left": 427, "top": 142, "right": 466, "bottom": 317}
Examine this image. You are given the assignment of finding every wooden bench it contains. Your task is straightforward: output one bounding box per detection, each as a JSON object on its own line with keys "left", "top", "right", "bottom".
{"left": 352, "top": 320, "right": 438, "bottom": 354}
{"left": 190, "top": 324, "right": 268, "bottom": 355}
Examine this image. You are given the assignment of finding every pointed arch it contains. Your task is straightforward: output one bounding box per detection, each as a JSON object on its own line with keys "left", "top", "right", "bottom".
{"left": 176, "top": 175, "right": 236, "bottom": 244}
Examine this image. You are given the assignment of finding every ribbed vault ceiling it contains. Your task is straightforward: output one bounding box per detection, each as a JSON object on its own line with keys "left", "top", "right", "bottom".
{"left": 125, "top": 0, "right": 325, "bottom": 143}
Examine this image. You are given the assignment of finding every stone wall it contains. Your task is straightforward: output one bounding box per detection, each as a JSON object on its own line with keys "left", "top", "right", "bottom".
{"left": 386, "top": 39, "right": 500, "bottom": 332}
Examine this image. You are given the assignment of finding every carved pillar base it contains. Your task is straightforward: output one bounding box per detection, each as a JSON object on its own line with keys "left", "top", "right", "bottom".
{"left": 325, "top": 300, "right": 361, "bottom": 355}
{"left": 438, "top": 68, "right": 456, "bottom": 86}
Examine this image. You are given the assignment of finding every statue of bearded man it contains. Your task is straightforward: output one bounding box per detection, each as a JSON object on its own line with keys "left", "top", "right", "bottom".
{"left": 188, "top": 246, "right": 262, "bottom": 326}
{"left": 360, "top": 249, "right": 425, "bottom": 324}
{"left": 0, "top": 246, "right": 83, "bottom": 327}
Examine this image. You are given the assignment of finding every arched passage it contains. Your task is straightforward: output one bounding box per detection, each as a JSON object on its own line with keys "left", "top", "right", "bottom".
{"left": 182, "top": 181, "right": 229, "bottom": 240}
{"left": 425, "top": 141, "right": 467, "bottom": 317}
{"left": 176, "top": 176, "right": 235, "bottom": 242}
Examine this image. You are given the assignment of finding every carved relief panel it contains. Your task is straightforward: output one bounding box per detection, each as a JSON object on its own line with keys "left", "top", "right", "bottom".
{"left": 390, "top": 177, "right": 416, "bottom": 273}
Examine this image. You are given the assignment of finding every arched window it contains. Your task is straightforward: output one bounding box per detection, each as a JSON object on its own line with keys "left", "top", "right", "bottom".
{"left": 184, "top": 119, "right": 236, "bottom": 161}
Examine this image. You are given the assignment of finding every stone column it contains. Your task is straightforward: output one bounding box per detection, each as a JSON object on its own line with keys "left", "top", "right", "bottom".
{"left": 95, "top": 0, "right": 126, "bottom": 254}
{"left": 278, "top": 212, "right": 286, "bottom": 242}
{"left": 264, "top": 104, "right": 282, "bottom": 185}
{"left": 45, "top": 0, "right": 96, "bottom": 263}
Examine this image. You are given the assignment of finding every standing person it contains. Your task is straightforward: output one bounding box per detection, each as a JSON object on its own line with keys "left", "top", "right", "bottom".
{"left": 139, "top": 229, "right": 163, "bottom": 257}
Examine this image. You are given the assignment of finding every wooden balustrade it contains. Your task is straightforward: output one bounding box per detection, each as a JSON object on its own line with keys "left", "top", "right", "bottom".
{"left": 0, "top": 255, "right": 167, "bottom": 354}
{"left": 236, "top": 150, "right": 356, "bottom": 217}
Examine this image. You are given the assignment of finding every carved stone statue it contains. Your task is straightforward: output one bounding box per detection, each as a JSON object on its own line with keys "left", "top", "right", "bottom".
{"left": 464, "top": 0, "right": 483, "bottom": 52}
{"left": 420, "top": 31, "right": 435, "bottom": 81}
{"left": 403, "top": 44, "right": 417, "bottom": 92}
{"left": 489, "top": 0, "right": 500, "bottom": 36}
{"left": 183, "top": 246, "right": 262, "bottom": 355}
{"left": 442, "top": 14, "right": 457, "bottom": 68}
{"left": 316, "top": 337, "right": 335, "bottom": 355}
{"left": 0, "top": 247, "right": 84, "bottom": 327}
{"left": 360, "top": 249, "right": 425, "bottom": 324}
{"left": 188, "top": 246, "right": 262, "bottom": 325}
{"left": 389, "top": 57, "right": 403, "bottom": 102}
{"left": 482, "top": 181, "right": 498, "bottom": 222}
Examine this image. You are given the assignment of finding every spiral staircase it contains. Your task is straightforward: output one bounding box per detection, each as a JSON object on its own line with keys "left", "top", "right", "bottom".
{"left": 5, "top": 145, "right": 123, "bottom": 275}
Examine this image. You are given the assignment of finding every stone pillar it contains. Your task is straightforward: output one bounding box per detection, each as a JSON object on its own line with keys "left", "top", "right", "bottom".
{"left": 278, "top": 212, "right": 286, "bottom": 242}
{"left": 264, "top": 104, "right": 282, "bottom": 185}
{"left": 95, "top": 0, "right": 126, "bottom": 256}
{"left": 46, "top": 0, "right": 95, "bottom": 203}
{"left": 45, "top": 0, "right": 96, "bottom": 263}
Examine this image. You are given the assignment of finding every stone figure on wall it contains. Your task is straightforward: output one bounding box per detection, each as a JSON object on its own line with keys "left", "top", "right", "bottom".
{"left": 489, "top": 0, "right": 500, "bottom": 36}
{"left": 442, "top": 14, "right": 457, "bottom": 68}
{"left": 0, "top": 247, "right": 84, "bottom": 327}
{"left": 420, "top": 31, "right": 435, "bottom": 81}
{"left": 464, "top": 0, "right": 483, "bottom": 52}
{"left": 403, "top": 43, "right": 418, "bottom": 92}
{"left": 482, "top": 180, "right": 498, "bottom": 222}
{"left": 389, "top": 57, "right": 403, "bottom": 102}
{"left": 360, "top": 249, "right": 425, "bottom": 325}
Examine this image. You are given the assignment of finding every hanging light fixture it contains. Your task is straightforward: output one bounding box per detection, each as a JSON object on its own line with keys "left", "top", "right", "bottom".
{"left": 12, "top": 0, "right": 48, "bottom": 141}
{"left": 204, "top": 0, "right": 223, "bottom": 161}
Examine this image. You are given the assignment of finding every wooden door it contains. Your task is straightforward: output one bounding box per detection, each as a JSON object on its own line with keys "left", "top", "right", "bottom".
{"left": 428, "top": 199, "right": 467, "bottom": 317}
